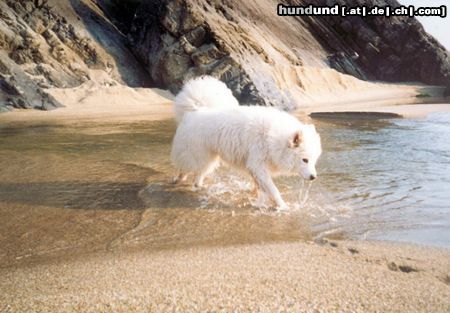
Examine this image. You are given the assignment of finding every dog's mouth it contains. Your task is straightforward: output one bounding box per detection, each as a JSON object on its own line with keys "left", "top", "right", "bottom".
{"left": 300, "top": 173, "right": 317, "bottom": 181}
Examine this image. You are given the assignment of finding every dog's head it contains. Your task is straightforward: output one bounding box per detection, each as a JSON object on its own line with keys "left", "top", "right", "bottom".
{"left": 288, "top": 124, "right": 322, "bottom": 181}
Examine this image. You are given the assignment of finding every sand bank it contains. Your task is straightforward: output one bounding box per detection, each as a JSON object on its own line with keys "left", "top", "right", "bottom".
{"left": 1, "top": 240, "right": 449, "bottom": 312}
{"left": 0, "top": 79, "right": 174, "bottom": 125}
{"left": 296, "top": 82, "right": 450, "bottom": 118}
{"left": 1, "top": 79, "right": 449, "bottom": 125}
{"left": 307, "top": 103, "right": 450, "bottom": 119}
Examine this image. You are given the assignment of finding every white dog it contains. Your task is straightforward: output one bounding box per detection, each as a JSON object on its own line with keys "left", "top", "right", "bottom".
{"left": 171, "top": 76, "right": 322, "bottom": 210}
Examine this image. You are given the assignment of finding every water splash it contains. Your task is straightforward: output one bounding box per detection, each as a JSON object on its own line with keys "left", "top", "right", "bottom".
{"left": 299, "top": 179, "right": 313, "bottom": 206}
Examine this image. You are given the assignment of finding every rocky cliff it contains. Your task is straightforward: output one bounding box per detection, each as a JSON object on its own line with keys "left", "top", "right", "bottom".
{"left": 0, "top": 0, "right": 151, "bottom": 111}
{"left": 0, "top": 0, "right": 449, "bottom": 112}
{"left": 305, "top": 0, "right": 450, "bottom": 85}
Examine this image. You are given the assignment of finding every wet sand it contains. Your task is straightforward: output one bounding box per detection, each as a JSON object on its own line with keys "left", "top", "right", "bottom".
{"left": 1, "top": 240, "right": 449, "bottom": 312}
{"left": 296, "top": 83, "right": 450, "bottom": 119}
{"left": 307, "top": 103, "right": 450, "bottom": 119}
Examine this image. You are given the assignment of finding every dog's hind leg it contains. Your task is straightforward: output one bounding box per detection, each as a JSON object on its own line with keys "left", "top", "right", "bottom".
{"left": 172, "top": 172, "right": 188, "bottom": 184}
{"left": 253, "top": 188, "right": 270, "bottom": 208}
{"left": 194, "top": 156, "right": 220, "bottom": 188}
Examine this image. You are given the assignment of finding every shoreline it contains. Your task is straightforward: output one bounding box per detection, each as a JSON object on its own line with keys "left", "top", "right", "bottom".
{"left": 306, "top": 103, "right": 450, "bottom": 119}
{"left": 3, "top": 101, "right": 450, "bottom": 126}
{"left": 1, "top": 83, "right": 449, "bottom": 311}
{"left": 1, "top": 239, "right": 449, "bottom": 312}
{"left": 0, "top": 84, "right": 175, "bottom": 125}
{"left": 0, "top": 82, "right": 449, "bottom": 124}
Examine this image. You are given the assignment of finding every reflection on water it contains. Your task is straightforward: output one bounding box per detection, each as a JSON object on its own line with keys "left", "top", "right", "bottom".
{"left": 0, "top": 112, "right": 449, "bottom": 267}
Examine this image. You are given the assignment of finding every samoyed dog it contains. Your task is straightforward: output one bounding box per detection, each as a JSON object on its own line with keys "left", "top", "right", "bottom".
{"left": 171, "top": 76, "right": 321, "bottom": 210}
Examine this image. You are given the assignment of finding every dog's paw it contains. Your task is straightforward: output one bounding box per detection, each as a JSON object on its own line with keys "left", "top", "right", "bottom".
{"left": 173, "top": 173, "right": 188, "bottom": 184}
{"left": 195, "top": 180, "right": 205, "bottom": 188}
{"left": 276, "top": 203, "right": 290, "bottom": 212}
{"left": 191, "top": 184, "right": 205, "bottom": 192}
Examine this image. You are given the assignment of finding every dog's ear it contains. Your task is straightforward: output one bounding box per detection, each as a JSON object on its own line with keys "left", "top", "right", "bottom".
{"left": 289, "top": 131, "right": 302, "bottom": 148}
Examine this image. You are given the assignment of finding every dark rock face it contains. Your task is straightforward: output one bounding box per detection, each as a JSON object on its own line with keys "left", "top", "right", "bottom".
{"left": 299, "top": 0, "right": 450, "bottom": 87}
{"left": 125, "top": 0, "right": 266, "bottom": 105}
{"left": 445, "top": 82, "right": 450, "bottom": 98}
{"left": 103, "top": 0, "right": 450, "bottom": 103}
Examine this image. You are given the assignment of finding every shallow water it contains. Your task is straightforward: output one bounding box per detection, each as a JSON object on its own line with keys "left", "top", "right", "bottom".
{"left": 314, "top": 112, "right": 450, "bottom": 247}
{"left": 0, "top": 112, "right": 449, "bottom": 266}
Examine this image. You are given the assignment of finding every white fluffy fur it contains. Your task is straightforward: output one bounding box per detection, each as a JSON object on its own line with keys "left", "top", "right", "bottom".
{"left": 174, "top": 76, "right": 239, "bottom": 123}
{"left": 171, "top": 76, "right": 322, "bottom": 210}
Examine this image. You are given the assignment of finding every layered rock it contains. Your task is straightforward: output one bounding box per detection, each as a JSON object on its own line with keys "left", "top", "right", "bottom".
{"left": 119, "top": 0, "right": 265, "bottom": 105}
{"left": 106, "top": 0, "right": 450, "bottom": 108}
{"left": 302, "top": 0, "right": 450, "bottom": 86}
{"left": 1, "top": 0, "right": 449, "bottom": 112}
{"left": 0, "top": 0, "right": 151, "bottom": 112}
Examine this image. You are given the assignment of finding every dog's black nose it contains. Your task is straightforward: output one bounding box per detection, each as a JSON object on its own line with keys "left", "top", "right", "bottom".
{"left": 309, "top": 175, "right": 316, "bottom": 181}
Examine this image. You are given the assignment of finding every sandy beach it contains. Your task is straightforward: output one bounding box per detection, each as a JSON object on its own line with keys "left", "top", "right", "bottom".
{"left": 1, "top": 0, "right": 450, "bottom": 310}
{"left": 0, "top": 78, "right": 174, "bottom": 124}
{"left": 305, "top": 102, "right": 450, "bottom": 119}
{"left": 1, "top": 240, "right": 449, "bottom": 312}
{"left": 1, "top": 77, "right": 449, "bottom": 125}
{"left": 1, "top": 82, "right": 450, "bottom": 312}
{"left": 296, "top": 82, "right": 450, "bottom": 118}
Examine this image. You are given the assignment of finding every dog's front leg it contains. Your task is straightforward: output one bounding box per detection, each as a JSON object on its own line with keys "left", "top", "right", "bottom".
{"left": 250, "top": 167, "right": 288, "bottom": 211}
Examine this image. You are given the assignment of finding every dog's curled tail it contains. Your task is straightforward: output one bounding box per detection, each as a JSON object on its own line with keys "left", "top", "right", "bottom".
{"left": 174, "top": 75, "right": 239, "bottom": 123}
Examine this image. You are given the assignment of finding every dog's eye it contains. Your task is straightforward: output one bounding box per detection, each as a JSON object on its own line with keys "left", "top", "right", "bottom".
{"left": 302, "top": 158, "right": 309, "bottom": 163}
